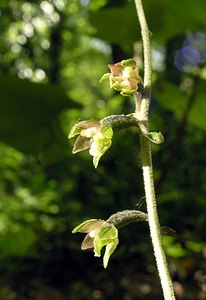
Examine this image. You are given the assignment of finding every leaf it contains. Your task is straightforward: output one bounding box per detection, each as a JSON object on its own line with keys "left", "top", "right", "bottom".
{"left": 187, "top": 80, "right": 206, "bottom": 130}
{"left": 146, "top": 132, "right": 164, "bottom": 144}
{"left": 161, "top": 226, "right": 176, "bottom": 237}
{"left": 154, "top": 80, "right": 187, "bottom": 119}
{"left": 89, "top": 2, "right": 139, "bottom": 51}
{"left": 155, "top": 79, "right": 206, "bottom": 131}
{"left": 0, "top": 74, "right": 80, "bottom": 116}
{"left": 90, "top": 0, "right": 206, "bottom": 47}
{"left": 0, "top": 226, "right": 37, "bottom": 256}
{"left": 0, "top": 74, "right": 81, "bottom": 160}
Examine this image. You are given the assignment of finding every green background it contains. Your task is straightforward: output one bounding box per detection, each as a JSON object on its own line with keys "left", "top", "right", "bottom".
{"left": 0, "top": 0, "right": 205, "bottom": 299}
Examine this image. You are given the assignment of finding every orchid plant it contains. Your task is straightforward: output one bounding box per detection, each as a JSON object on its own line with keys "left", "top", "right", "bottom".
{"left": 69, "top": 1, "right": 176, "bottom": 299}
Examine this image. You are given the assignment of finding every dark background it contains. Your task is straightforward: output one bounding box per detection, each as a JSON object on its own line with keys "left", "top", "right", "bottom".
{"left": 0, "top": 0, "right": 206, "bottom": 299}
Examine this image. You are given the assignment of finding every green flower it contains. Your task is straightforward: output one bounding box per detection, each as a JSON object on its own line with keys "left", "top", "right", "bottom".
{"left": 69, "top": 120, "right": 113, "bottom": 168}
{"left": 72, "top": 219, "right": 119, "bottom": 268}
{"left": 100, "top": 59, "right": 143, "bottom": 96}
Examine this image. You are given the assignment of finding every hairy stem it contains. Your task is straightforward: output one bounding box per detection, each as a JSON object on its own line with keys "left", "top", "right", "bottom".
{"left": 134, "top": 0, "right": 176, "bottom": 299}
{"left": 140, "top": 136, "right": 175, "bottom": 299}
{"left": 134, "top": 0, "right": 151, "bottom": 120}
{"left": 107, "top": 209, "right": 148, "bottom": 228}
{"left": 101, "top": 114, "right": 140, "bottom": 131}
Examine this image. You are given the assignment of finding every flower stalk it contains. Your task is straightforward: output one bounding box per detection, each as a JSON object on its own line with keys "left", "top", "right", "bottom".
{"left": 134, "top": 0, "right": 176, "bottom": 299}
{"left": 70, "top": 1, "right": 176, "bottom": 298}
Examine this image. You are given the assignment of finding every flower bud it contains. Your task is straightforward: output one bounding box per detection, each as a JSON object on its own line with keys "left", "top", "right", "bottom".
{"left": 100, "top": 59, "right": 143, "bottom": 96}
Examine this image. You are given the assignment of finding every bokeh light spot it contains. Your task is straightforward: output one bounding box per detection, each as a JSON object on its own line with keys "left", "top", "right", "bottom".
{"left": 174, "top": 32, "right": 206, "bottom": 72}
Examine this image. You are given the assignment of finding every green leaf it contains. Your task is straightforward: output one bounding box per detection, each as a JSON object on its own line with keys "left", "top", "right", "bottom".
{"left": 163, "top": 236, "right": 188, "bottom": 258}
{"left": 146, "top": 132, "right": 164, "bottom": 144}
{"left": 0, "top": 74, "right": 81, "bottom": 161}
{"left": 186, "top": 240, "right": 205, "bottom": 252}
{"left": 0, "top": 74, "right": 80, "bottom": 116}
{"left": 161, "top": 226, "right": 176, "bottom": 237}
{"left": 89, "top": 2, "right": 139, "bottom": 51}
{"left": 90, "top": 0, "right": 206, "bottom": 46}
{"left": 155, "top": 80, "right": 187, "bottom": 119}
{"left": 0, "top": 226, "right": 37, "bottom": 256}
{"left": 187, "top": 80, "right": 206, "bottom": 130}
{"left": 155, "top": 79, "right": 206, "bottom": 131}
{"left": 88, "top": 0, "right": 108, "bottom": 11}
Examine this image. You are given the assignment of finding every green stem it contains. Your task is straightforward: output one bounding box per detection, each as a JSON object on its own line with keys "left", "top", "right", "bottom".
{"left": 134, "top": 0, "right": 151, "bottom": 120}
{"left": 140, "top": 136, "right": 175, "bottom": 300}
{"left": 134, "top": 0, "right": 176, "bottom": 299}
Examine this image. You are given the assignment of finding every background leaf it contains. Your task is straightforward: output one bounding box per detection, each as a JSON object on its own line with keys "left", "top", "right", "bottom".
{"left": 0, "top": 74, "right": 81, "bottom": 161}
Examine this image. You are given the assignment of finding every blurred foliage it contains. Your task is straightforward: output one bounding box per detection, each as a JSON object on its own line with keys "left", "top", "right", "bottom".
{"left": 0, "top": 0, "right": 206, "bottom": 299}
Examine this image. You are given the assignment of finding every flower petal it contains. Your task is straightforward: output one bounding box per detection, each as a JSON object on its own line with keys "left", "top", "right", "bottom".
{"left": 68, "top": 123, "right": 82, "bottom": 139}
{"left": 103, "top": 238, "right": 119, "bottom": 268}
{"left": 72, "top": 219, "right": 104, "bottom": 233}
{"left": 88, "top": 126, "right": 113, "bottom": 168}
{"left": 92, "top": 155, "right": 101, "bottom": 169}
{"left": 81, "top": 233, "right": 94, "bottom": 250}
{"left": 99, "top": 73, "right": 110, "bottom": 83}
{"left": 108, "top": 62, "right": 122, "bottom": 76}
{"left": 121, "top": 58, "right": 137, "bottom": 67}
{"left": 69, "top": 120, "right": 100, "bottom": 139}
{"left": 93, "top": 222, "right": 118, "bottom": 257}
{"left": 72, "top": 136, "right": 92, "bottom": 154}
